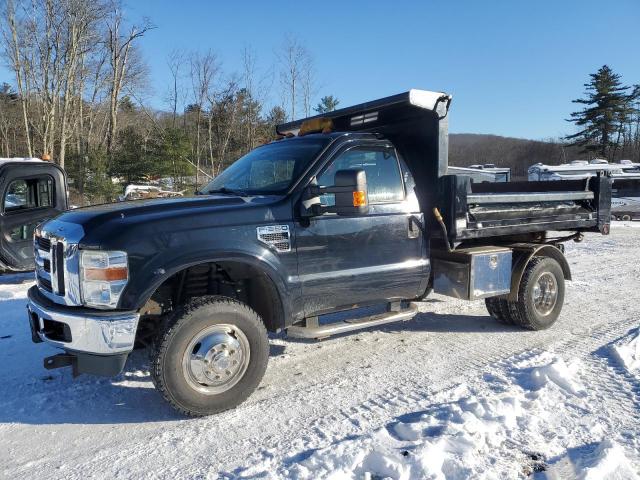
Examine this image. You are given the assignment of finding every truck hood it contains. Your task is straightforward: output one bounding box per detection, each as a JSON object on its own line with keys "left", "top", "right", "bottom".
{"left": 48, "top": 194, "right": 286, "bottom": 248}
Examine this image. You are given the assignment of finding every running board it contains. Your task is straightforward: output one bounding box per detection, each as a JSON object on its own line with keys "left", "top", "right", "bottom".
{"left": 287, "top": 303, "right": 419, "bottom": 339}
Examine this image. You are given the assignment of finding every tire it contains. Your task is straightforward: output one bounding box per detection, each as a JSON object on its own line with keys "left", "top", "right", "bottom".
{"left": 507, "top": 256, "right": 565, "bottom": 330}
{"left": 621, "top": 214, "right": 632, "bottom": 221}
{"left": 485, "top": 297, "right": 514, "bottom": 325}
{"left": 151, "top": 295, "right": 269, "bottom": 416}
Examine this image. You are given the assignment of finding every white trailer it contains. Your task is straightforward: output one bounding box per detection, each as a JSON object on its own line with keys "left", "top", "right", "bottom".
{"left": 448, "top": 164, "right": 511, "bottom": 183}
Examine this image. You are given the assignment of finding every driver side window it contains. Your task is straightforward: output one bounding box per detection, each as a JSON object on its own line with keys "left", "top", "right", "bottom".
{"left": 316, "top": 145, "right": 404, "bottom": 206}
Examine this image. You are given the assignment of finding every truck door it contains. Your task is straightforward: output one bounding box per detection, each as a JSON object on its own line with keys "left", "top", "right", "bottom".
{"left": 295, "top": 142, "right": 426, "bottom": 316}
{"left": 0, "top": 167, "right": 66, "bottom": 271}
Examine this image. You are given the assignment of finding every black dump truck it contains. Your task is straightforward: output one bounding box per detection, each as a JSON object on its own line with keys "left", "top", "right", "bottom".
{"left": 0, "top": 158, "right": 67, "bottom": 273}
{"left": 27, "top": 90, "right": 611, "bottom": 416}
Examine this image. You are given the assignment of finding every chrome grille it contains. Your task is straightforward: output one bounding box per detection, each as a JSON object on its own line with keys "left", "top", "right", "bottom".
{"left": 33, "top": 220, "right": 84, "bottom": 306}
{"left": 36, "top": 236, "right": 50, "bottom": 251}
{"left": 38, "top": 276, "right": 53, "bottom": 292}
{"left": 35, "top": 234, "right": 64, "bottom": 295}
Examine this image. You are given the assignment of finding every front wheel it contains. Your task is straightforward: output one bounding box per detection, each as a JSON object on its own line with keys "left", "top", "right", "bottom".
{"left": 151, "top": 296, "right": 269, "bottom": 416}
{"left": 507, "top": 256, "right": 565, "bottom": 330}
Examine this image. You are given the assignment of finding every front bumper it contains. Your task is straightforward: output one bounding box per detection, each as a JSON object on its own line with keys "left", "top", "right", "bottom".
{"left": 27, "top": 286, "right": 140, "bottom": 357}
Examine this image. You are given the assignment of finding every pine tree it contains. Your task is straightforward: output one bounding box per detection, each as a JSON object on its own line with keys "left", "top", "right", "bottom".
{"left": 566, "top": 65, "right": 635, "bottom": 158}
{"left": 314, "top": 95, "right": 340, "bottom": 114}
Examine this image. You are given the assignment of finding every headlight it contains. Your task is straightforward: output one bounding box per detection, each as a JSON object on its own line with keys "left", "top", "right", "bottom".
{"left": 80, "top": 250, "right": 129, "bottom": 308}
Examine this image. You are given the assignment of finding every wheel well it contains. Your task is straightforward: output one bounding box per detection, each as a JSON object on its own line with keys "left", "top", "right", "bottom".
{"left": 532, "top": 246, "right": 571, "bottom": 281}
{"left": 507, "top": 245, "right": 571, "bottom": 301}
{"left": 137, "top": 261, "right": 284, "bottom": 343}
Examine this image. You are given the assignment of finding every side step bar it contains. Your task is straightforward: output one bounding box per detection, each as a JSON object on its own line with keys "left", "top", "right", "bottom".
{"left": 287, "top": 303, "right": 419, "bottom": 339}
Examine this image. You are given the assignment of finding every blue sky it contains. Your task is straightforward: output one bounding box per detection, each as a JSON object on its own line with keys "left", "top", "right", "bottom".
{"left": 5, "top": 0, "right": 639, "bottom": 140}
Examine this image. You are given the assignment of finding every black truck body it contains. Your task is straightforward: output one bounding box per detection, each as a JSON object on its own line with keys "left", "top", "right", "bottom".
{"left": 26, "top": 90, "right": 612, "bottom": 416}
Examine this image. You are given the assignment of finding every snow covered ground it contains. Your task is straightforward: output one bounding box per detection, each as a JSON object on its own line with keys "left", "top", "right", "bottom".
{"left": 1, "top": 224, "right": 639, "bottom": 479}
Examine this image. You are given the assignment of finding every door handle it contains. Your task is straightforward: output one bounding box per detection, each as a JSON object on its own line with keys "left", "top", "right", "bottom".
{"left": 408, "top": 216, "right": 420, "bottom": 239}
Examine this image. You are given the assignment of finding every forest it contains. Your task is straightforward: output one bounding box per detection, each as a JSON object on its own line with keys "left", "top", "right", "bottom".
{"left": 1, "top": 0, "right": 639, "bottom": 204}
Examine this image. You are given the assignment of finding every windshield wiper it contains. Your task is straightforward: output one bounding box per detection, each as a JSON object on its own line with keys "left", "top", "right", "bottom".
{"left": 205, "top": 187, "right": 248, "bottom": 196}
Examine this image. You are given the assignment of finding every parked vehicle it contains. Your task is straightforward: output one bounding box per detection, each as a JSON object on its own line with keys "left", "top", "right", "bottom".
{"left": 0, "top": 159, "right": 67, "bottom": 272}
{"left": 27, "top": 90, "right": 611, "bottom": 416}
{"left": 529, "top": 161, "right": 640, "bottom": 220}
{"left": 448, "top": 164, "right": 511, "bottom": 182}
{"left": 119, "top": 184, "right": 184, "bottom": 202}
{"left": 611, "top": 179, "right": 640, "bottom": 220}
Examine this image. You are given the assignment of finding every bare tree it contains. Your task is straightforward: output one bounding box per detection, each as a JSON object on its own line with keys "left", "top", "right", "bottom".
{"left": 210, "top": 79, "right": 240, "bottom": 176}
{"left": 241, "top": 45, "right": 275, "bottom": 151}
{"left": 278, "top": 34, "right": 310, "bottom": 121}
{"left": 105, "top": 6, "right": 153, "bottom": 157}
{"left": 166, "top": 49, "right": 185, "bottom": 129}
{"left": 57, "top": 0, "right": 106, "bottom": 168}
{"left": 189, "top": 50, "right": 218, "bottom": 186}
{"left": 2, "top": 0, "right": 32, "bottom": 156}
{"left": 241, "top": 46, "right": 257, "bottom": 151}
{"left": 300, "top": 52, "right": 316, "bottom": 117}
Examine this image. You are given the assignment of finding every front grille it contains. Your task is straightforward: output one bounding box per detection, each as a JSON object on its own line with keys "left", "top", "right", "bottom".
{"left": 36, "top": 236, "right": 50, "bottom": 250}
{"left": 34, "top": 234, "right": 65, "bottom": 296}
{"left": 33, "top": 221, "right": 83, "bottom": 307}
{"left": 52, "top": 242, "right": 65, "bottom": 295}
{"left": 39, "top": 276, "right": 53, "bottom": 292}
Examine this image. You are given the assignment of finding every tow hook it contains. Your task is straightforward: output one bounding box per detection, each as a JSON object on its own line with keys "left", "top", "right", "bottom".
{"left": 44, "top": 353, "right": 79, "bottom": 377}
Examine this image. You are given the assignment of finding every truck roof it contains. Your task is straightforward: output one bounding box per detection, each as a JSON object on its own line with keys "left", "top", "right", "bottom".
{"left": 0, "top": 157, "right": 46, "bottom": 166}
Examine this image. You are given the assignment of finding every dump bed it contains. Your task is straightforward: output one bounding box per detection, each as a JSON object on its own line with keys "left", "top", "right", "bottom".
{"left": 436, "top": 174, "right": 611, "bottom": 242}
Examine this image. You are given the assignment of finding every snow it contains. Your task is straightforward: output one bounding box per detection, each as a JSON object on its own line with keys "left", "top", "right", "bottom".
{"left": 409, "top": 89, "right": 451, "bottom": 111}
{"left": 611, "top": 220, "right": 640, "bottom": 229}
{"left": 546, "top": 440, "right": 638, "bottom": 480}
{"left": 0, "top": 157, "right": 44, "bottom": 164}
{"left": 239, "top": 351, "right": 638, "bottom": 479}
{"left": 611, "top": 329, "right": 640, "bottom": 376}
{"left": 1, "top": 229, "right": 640, "bottom": 479}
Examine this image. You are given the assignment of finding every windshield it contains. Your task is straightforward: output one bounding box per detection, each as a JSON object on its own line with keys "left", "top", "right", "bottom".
{"left": 201, "top": 137, "right": 331, "bottom": 195}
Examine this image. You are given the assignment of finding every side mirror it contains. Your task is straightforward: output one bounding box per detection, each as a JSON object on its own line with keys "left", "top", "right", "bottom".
{"left": 305, "top": 169, "right": 369, "bottom": 216}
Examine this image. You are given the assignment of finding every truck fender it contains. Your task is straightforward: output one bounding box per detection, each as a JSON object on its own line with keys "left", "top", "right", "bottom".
{"left": 507, "top": 244, "right": 571, "bottom": 301}
{"left": 130, "top": 252, "right": 293, "bottom": 328}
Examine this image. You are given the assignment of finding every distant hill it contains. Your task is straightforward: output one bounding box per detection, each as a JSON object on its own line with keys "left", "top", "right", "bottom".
{"left": 449, "top": 133, "right": 581, "bottom": 179}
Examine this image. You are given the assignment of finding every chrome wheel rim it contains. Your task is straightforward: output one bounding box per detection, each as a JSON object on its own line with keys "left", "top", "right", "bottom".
{"left": 532, "top": 272, "right": 558, "bottom": 316}
{"left": 182, "top": 324, "right": 250, "bottom": 395}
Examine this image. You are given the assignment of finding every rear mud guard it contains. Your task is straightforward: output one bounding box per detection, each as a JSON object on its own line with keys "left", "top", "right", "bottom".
{"left": 507, "top": 244, "right": 571, "bottom": 301}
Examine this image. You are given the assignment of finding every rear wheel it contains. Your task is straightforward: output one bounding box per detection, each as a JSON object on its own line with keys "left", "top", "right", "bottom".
{"left": 151, "top": 296, "right": 269, "bottom": 416}
{"left": 485, "top": 297, "right": 514, "bottom": 325}
{"left": 621, "top": 214, "right": 632, "bottom": 221}
{"left": 507, "top": 256, "right": 565, "bottom": 330}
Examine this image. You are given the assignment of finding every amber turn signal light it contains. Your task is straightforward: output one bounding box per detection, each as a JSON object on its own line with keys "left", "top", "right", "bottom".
{"left": 352, "top": 191, "right": 367, "bottom": 207}
{"left": 83, "top": 266, "right": 128, "bottom": 281}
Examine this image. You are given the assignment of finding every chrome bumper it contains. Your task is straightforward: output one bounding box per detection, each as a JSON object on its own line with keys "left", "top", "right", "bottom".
{"left": 27, "top": 287, "right": 140, "bottom": 355}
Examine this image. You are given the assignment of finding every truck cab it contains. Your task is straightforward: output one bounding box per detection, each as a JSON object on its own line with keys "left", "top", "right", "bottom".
{"left": 0, "top": 159, "right": 67, "bottom": 272}
{"left": 26, "top": 90, "right": 611, "bottom": 416}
